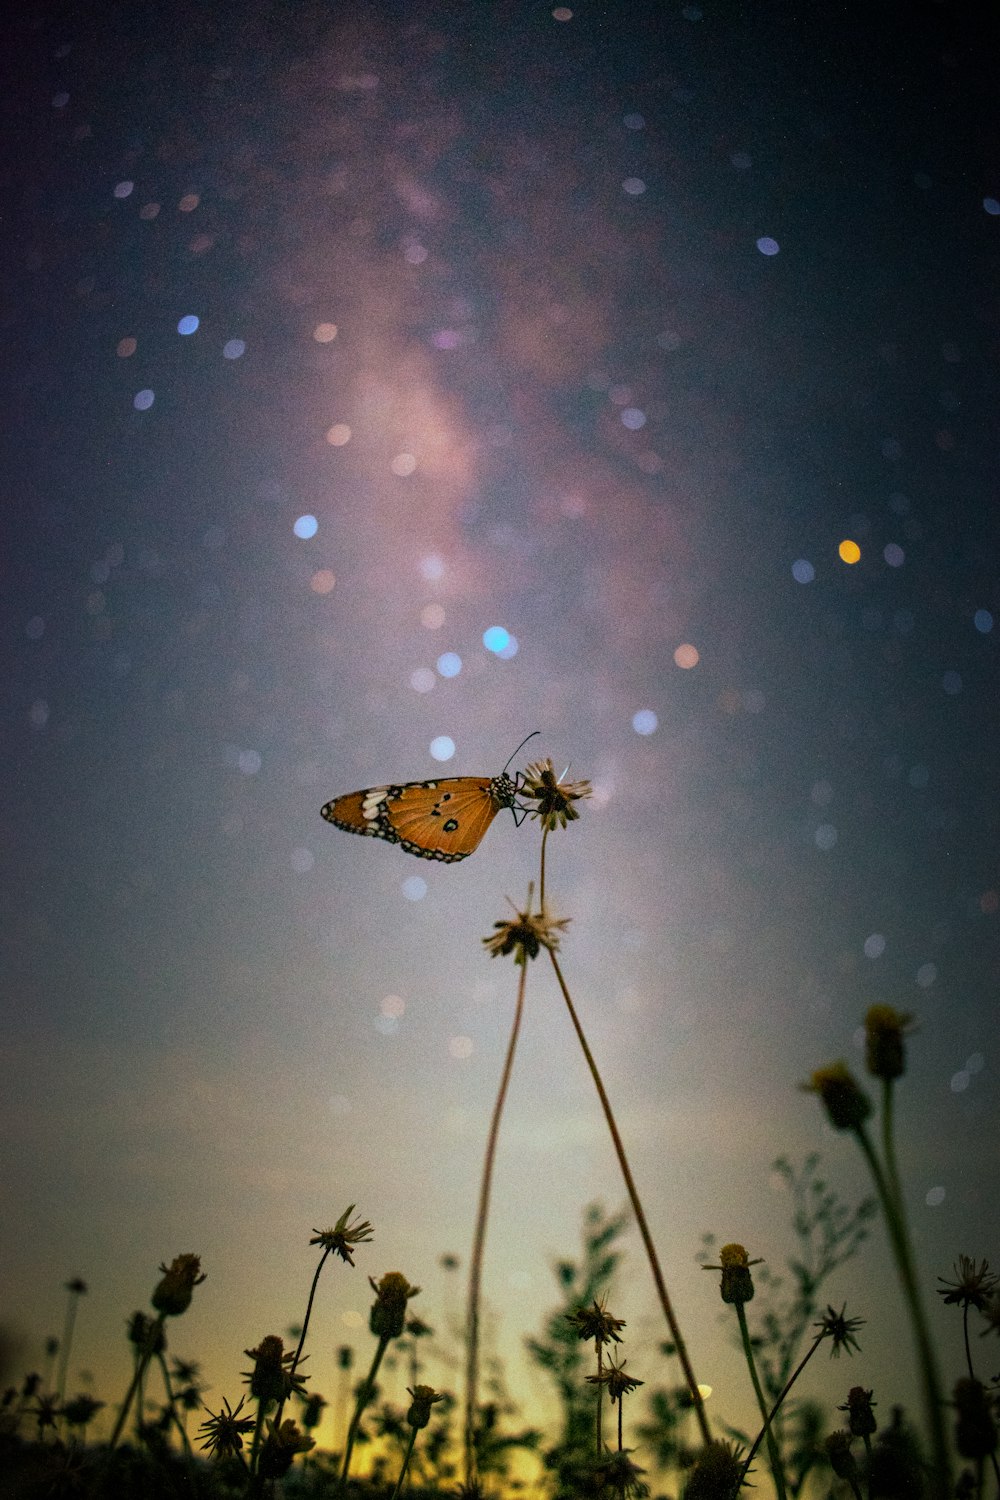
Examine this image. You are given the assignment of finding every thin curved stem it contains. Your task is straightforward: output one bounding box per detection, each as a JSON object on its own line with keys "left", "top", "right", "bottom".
{"left": 539, "top": 827, "right": 549, "bottom": 912}
{"left": 546, "top": 947, "right": 710, "bottom": 1446}
{"left": 740, "top": 1333, "right": 823, "bottom": 1481}
{"left": 464, "top": 959, "right": 530, "bottom": 1491}
{"left": 273, "top": 1245, "right": 331, "bottom": 1433}
{"left": 108, "top": 1316, "right": 166, "bottom": 1449}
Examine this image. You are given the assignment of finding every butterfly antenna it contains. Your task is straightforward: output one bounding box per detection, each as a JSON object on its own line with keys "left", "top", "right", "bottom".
{"left": 502, "top": 730, "right": 540, "bottom": 775}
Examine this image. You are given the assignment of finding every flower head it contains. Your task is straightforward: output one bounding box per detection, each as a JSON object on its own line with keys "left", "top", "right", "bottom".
{"left": 242, "top": 1335, "right": 308, "bottom": 1404}
{"left": 406, "top": 1384, "right": 445, "bottom": 1429}
{"left": 566, "top": 1296, "right": 626, "bottom": 1347}
{"left": 593, "top": 1448, "right": 649, "bottom": 1497}
{"left": 368, "top": 1272, "right": 421, "bottom": 1340}
{"left": 483, "top": 898, "right": 569, "bottom": 965}
{"left": 683, "top": 1440, "right": 750, "bottom": 1500}
{"left": 814, "top": 1304, "right": 865, "bottom": 1357}
{"left": 865, "top": 1005, "right": 916, "bottom": 1080}
{"left": 198, "top": 1396, "right": 255, "bottom": 1459}
{"left": 151, "top": 1254, "right": 205, "bottom": 1317}
{"left": 824, "top": 1430, "right": 860, "bottom": 1481}
{"left": 803, "top": 1063, "right": 873, "bottom": 1131}
{"left": 64, "top": 1278, "right": 88, "bottom": 1296}
{"left": 587, "top": 1354, "right": 644, "bottom": 1403}
{"left": 300, "top": 1392, "right": 328, "bottom": 1430}
{"left": 938, "top": 1256, "right": 1000, "bottom": 1313}
{"left": 839, "top": 1386, "right": 877, "bottom": 1437}
{"left": 310, "top": 1205, "right": 374, "bottom": 1265}
{"left": 61, "top": 1395, "right": 104, "bottom": 1430}
{"left": 259, "top": 1417, "right": 315, "bottom": 1479}
{"left": 703, "top": 1243, "right": 763, "bottom": 1306}
{"left": 519, "top": 758, "right": 592, "bottom": 831}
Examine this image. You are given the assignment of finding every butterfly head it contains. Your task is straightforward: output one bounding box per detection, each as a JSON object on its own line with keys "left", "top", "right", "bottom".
{"left": 489, "top": 771, "right": 519, "bottom": 809}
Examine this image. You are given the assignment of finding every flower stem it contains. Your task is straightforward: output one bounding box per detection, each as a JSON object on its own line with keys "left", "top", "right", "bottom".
{"left": 735, "top": 1301, "right": 788, "bottom": 1500}
{"left": 740, "top": 1333, "right": 822, "bottom": 1481}
{"left": 539, "top": 827, "right": 549, "bottom": 911}
{"left": 55, "top": 1288, "right": 80, "bottom": 1406}
{"left": 340, "top": 1335, "right": 390, "bottom": 1489}
{"left": 108, "top": 1315, "right": 166, "bottom": 1449}
{"left": 546, "top": 947, "right": 710, "bottom": 1446}
{"left": 273, "top": 1245, "right": 331, "bottom": 1433}
{"left": 853, "top": 1121, "right": 950, "bottom": 1500}
{"left": 464, "top": 959, "right": 530, "bottom": 1490}
{"left": 390, "top": 1428, "right": 419, "bottom": 1500}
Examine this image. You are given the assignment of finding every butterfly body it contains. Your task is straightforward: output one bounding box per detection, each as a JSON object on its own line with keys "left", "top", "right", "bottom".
{"left": 322, "top": 771, "right": 520, "bottom": 862}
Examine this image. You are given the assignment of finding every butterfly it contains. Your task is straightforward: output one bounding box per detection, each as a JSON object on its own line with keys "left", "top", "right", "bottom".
{"left": 321, "top": 733, "right": 539, "bottom": 863}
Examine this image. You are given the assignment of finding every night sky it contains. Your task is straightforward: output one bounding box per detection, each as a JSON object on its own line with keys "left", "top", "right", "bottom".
{"left": 3, "top": 0, "right": 998, "bottom": 1460}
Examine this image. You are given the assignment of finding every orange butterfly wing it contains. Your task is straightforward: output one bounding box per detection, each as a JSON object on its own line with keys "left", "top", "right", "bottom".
{"left": 321, "top": 776, "right": 513, "bottom": 862}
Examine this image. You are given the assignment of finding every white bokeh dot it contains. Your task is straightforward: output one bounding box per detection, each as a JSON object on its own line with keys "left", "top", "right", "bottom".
{"left": 632, "top": 709, "right": 658, "bottom": 735}
{"left": 430, "top": 736, "right": 455, "bottom": 762}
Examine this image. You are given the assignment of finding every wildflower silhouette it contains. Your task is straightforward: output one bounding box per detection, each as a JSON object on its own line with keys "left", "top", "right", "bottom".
{"left": 705, "top": 1246, "right": 785, "bottom": 1500}
{"left": 243, "top": 1334, "right": 309, "bottom": 1475}
{"left": 463, "top": 754, "right": 709, "bottom": 1496}
{"left": 340, "top": 1271, "right": 421, "bottom": 1490}
{"left": 589, "top": 1352, "right": 645, "bottom": 1458}
{"left": 805, "top": 1024, "right": 951, "bottom": 1500}
{"left": 55, "top": 1278, "right": 87, "bottom": 1406}
{"left": 198, "top": 1395, "right": 255, "bottom": 1464}
{"left": 108, "top": 1254, "right": 205, "bottom": 1449}
{"left": 572, "top": 1296, "right": 627, "bottom": 1453}
{"left": 389, "top": 1384, "right": 446, "bottom": 1499}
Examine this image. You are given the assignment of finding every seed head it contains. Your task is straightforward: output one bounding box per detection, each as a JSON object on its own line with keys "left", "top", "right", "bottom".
{"left": 566, "top": 1296, "right": 626, "bottom": 1347}
{"left": 483, "top": 899, "right": 570, "bottom": 965}
{"left": 587, "top": 1354, "right": 645, "bottom": 1403}
{"left": 814, "top": 1304, "right": 865, "bottom": 1357}
{"left": 242, "top": 1335, "right": 308, "bottom": 1404}
{"left": 198, "top": 1396, "right": 255, "bottom": 1459}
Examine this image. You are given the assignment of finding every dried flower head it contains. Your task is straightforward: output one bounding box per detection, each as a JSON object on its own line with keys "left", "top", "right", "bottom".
{"left": 593, "top": 1448, "right": 650, "bottom": 1497}
{"left": 938, "top": 1256, "right": 1000, "bottom": 1313}
{"left": 566, "top": 1296, "right": 626, "bottom": 1347}
{"left": 588, "top": 1355, "right": 645, "bottom": 1403}
{"left": 309, "top": 1205, "right": 374, "bottom": 1265}
{"left": 300, "top": 1392, "right": 328, "bottom": 1430}
{"left": 406, "top": 1384, "right": 445, "bottom": 1429}
{"left": 151, "top": 1254, "right": 205, "bottom": 1317}
{"left": 242, "top": 1335, "right": 308, "bottom": 1404}
{"left": 825, "top": 1430, "right": 860, "bottom": 1481}
{"left": 703, "top": 1243, "right": 763, "bottom": 1306}
{"left": 64, "top": 1278, "right": 88, "bottom": 1296}
{"left": 519, "top": 758, "right": 592, "bottom": 831}
{"left": 864, "top": 1005, "right": 915, "bottom": 1080}
{"left": 683, "top": 1440, "right": 749, "bottom": 1500}
{"left": 368, "top": 1272, "right": 421, "bottom": 1340}
{"left": 61, "top": 1394, "right": 104, "bottom": 1430}
{"left": 198, "top": 1396, "right": 255, "bottom": 1459}
{"left": 839, "top": 1386, "right": 878, "bottom": 1437}
{"left": 483, "top": 897, "right": 570, "bottom": 964}
{"left": 259, "top": 1417, "right": 315, "bottom": 1478}
{"left": 814, "top": 1304, "right": 865, "bottom": 1357}
{"left": 803, "top": 1063, "right": 873, "bottom": 1131}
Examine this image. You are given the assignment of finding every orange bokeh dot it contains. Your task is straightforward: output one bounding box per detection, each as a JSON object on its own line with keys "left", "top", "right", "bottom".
{"left": 839, "top": 539, "right": 861, "bottom": 564}
{"left": 325, "top": 424, "right": 351, "bottom": 446}
{"left": 313, "top": 322, "right": 338, "bottom": 343}
{"left": 674, "top": 643, "right": 700, "bottom": 669}
{"left": 310, "top": 570, "right": 336, "bottom": 595}
{"left": 116, "top": 336, "right": 137, "bottom": 357}
{"left": 178, "top": 193, "right": 200, "bottom": 212}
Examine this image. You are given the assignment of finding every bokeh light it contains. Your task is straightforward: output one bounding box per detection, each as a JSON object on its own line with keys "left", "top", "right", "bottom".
{"left": 436, "top": 652, "right": 462, "bottom": 678}
{"left": 430, "top": 736, "right": 455, "bottom": 761}
{"left": 632, "top": 709, "right": 658, "bottom": 735}
{"left": 674, "top": 643, "right": 700, "bottom": 669}
{"left": 313, "top": 323, "right": 338, "bottom": 342}
{"left": 293, "top": 515, "right": 318, "bottom": 539}
{"left": 177, "top": 314, "right": 200, "bottom": 335}
{"left": 838, "top": 539, "right": 861, "bottom": 564}
{"left": 325, "top": 424, "right": 351, "bottom": 445}
{"left": 792, "top": 558, "right": 815, "bottom": 583}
